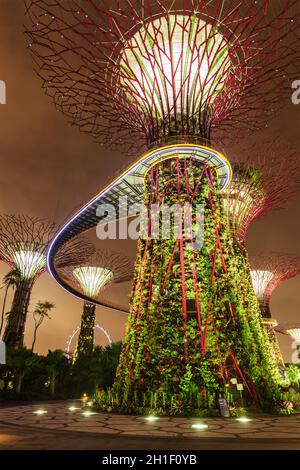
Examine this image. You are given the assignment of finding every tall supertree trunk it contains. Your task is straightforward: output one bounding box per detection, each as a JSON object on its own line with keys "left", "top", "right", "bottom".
{"left": 3, "top": 280, "right": 32, "bottom": 348}
{"left": 114, "top": 157, "right": 282, "bottom": 410}
{"left": 259, "top": 302, "right": 284, "bottom": 370}
{"left": 0, "top": 285, "right": 9, "bottom": 336}
{"left": 231, "top": 244, "right": 285, "bottom": 375}
{"left": 73, "top": 302, "right": 96, "bottom": 362}
{"left": 262, "top": 322, "right": 285, "bottom": 370}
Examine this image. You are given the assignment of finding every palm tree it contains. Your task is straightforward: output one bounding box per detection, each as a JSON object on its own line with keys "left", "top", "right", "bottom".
{"left": 88, "top": 342, "right": 122, "bottom": 391}
{"left": 45, "top": 350, "right": 68, "bottom": 397}
{"left": 31, "top": 301, "right": 55, "bottom": 352}
{"left": 7, "top": 347, "right": 40, "bottom": 393}
{"left": 0, "top": 269, "right": 20, "bottom": 337}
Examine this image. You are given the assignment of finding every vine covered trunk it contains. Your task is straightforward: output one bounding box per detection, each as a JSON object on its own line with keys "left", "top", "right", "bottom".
{"left": 2, "top": 280, "right": 32, "bottom": 348}
{"left": 73, "top": 302, "right": 96, "bottom": 362}
{"left": 114, "top": 155, "right": 282, "bottom": 412}
{"left": 262, "top": 319, "right": 284, "bottom": 370}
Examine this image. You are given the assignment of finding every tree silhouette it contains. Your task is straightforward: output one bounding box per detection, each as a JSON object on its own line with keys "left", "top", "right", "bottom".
{"left": 0, "top": 269, "right": 20, "bottom": 337}
{"left": 45, "top": 349, "right": 68, "bottom": 397}
{"left": 61, "top": 250, "right": 132, "bottom": 361}
{"left": 31, "top": 301, "right": 55, "bottom": 352}
{"left": 6, "top": 347, "right": 40, "bottom": 393}
{"left": 0, "top": 215, "right": 94, "bottom": 348}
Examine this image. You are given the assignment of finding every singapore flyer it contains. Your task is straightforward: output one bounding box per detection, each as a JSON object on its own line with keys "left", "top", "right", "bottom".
{"left": 66, "top": 324, "right": 112, "bottom": 359}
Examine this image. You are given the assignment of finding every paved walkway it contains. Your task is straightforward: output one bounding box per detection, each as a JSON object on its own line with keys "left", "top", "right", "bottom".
{"left": 0, "top": 401, "right": 300, "bottom": 442}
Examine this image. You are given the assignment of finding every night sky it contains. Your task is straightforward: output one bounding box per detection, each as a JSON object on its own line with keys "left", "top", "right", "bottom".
{"left": 0, "top": 1, "right": 299, "bottom": 361}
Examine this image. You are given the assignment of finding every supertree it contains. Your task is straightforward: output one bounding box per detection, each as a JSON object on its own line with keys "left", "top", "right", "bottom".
{"left": 25, "top": 1, "right": 300, "bottom": 410}
{"left": 223, "top": 137, "right": 300, "bottom": 246}
{"left": 220, "top": 138, "right": 300, "bottom": 370}
{"left": 276, "top": 324, "right": 300, "bottom": 365}
{"left": 25, "top": 0, "right": 299, "bottom": 151}
{"left": 0, "top": 215, "right": 94, "bottom": 348}
{"left": 60, "top": 249, "right": 132, "bottom": 361}
{"left": 250, "top": 254, "right": 300, "bottom": 369}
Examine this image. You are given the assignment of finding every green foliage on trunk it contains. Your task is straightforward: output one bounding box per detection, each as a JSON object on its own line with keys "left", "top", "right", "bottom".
{"left": 109, "top": 157, "right": 282, "bottom": 413}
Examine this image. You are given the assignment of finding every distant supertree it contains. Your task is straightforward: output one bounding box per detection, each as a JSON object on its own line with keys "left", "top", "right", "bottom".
{"left": 286, "top": 328, "right": 300, "bottom": 344}
{"left": 25, "top": 0, "right": 299, "bottom": 151}
{"left": 220, "top": 140, "right": 300, "bottom": 372}
{"left": 223, "top": 137, "right": 300, "bottom": 245}
{"left": 277, "top": 324, "right": 300, "bottom": 364}
{"left": 61, "top": 250, "right": 132, "bottom": 360}
{"left": 250, "top": 254, "right": 300, "bottom": 368}
{"left": 24, "top": 0, "right": 300, "bottom": 409}
{"left": 286, "top": 326, "right": 300, "bottom": 363}
{"left": 0, "top": 215, "right": 93, "bottom": 348}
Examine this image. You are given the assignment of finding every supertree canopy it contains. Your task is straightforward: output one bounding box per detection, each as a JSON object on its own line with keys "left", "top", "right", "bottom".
{"left": 287, "top": 328, "right": 300, "bottom": 343}
{"left": 286, "top": 327, "right": 300, "bottom": 363}
{"left": 250, "top": 253, "right": 300, "bottom": 368}
{"left": 60, "top": 250, "right": 132, "bottom": 360}
{"left": 73, "top": 266, "right": 113, "bottom": 299}
{"left": 24, "top": 1, "right": 300, "bottom": 412}
{"left": 280, "top": 324, "right": 300, "bottom": 363}
{"left": 251, "top": 253, "right": 300, "bottom": 320}
{"left": 0, "top": 215, "right": 56, "bottom": 281}
{"left": 0, "top": 215, "right": 94, "bottom": 348}
{"left": 223, "top": 138, "right": 300, "bottom": 245}
{"left": 25, "top": 0, "right": 299, "bottom": 149}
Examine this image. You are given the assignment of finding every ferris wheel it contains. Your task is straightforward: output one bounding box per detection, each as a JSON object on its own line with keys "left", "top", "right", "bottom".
{"left": 66, "top": 323, "right": 112, "bottom": 358}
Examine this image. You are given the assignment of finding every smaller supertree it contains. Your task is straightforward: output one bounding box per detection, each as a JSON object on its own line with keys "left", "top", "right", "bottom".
{"left": 0, "top": 215, "right": 93, "bottom": 348}
{"left": 284, "top": 325, "right": 300, "bottom": 363}
{"left": 287, "top": 328, "right": 300, "bottom": 344}
{"left": 250, "top": 254, "right": 300, "bottom": 368}
{"left": 61, "top": 249, "right": 132, "bottom": 361}
{"left": 223, "top": 138, "right": 300, "bottom": 245}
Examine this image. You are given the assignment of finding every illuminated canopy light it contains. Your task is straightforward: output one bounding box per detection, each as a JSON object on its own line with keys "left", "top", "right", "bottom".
{"left": 222, "top": 166, "right": 266, "bottom": 241}
{"left": 119, "top": 14, "right": 234, "bottom": 118}
{"left": 12, "top": 249, "right": 46, "bottom": 280}
{"left": 25, "top": 1, "right": 300, "bottom": 152}
{"left": 73, "top": 266, "right": 113, "bottom": 298}
{"left": 223, "top": 182, "right": 264, "bottom": 218}
{"left": 251, "top": 270, "right": 274, "bottom": 301}
{"left": 287, "top": 329, "right": 300, "bottom": 342}
{"left": 223, "top": 188, "right": 254, "bottom": 221}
